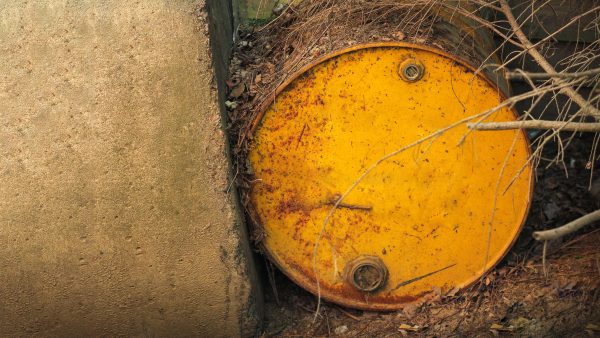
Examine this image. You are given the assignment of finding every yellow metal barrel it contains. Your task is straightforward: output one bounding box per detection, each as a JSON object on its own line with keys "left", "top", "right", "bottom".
{"left": 247, "top": 5, "right": 533, "bottom": 311}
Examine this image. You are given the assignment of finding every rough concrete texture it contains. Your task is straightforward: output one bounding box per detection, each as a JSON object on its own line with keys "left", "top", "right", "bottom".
{"left": 0, "top": 0, "right": 261, "bottom": 336}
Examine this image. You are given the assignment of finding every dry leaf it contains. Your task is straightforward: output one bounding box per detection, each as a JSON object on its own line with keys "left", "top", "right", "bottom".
{"left": 398, "top": 324, "right": 420, "bottom": 332}
{"left": 402, "top": 302, "right": 420, "bottom": 318}
{"left": 229, "top": 83, "right": 246, "bottom": 99}
{"left": 393, "top": 31, "right": 406, "bottom": 40}
{"left": 334, "top": 325, "right": 348, "bottom": 335}
{"left": 563, "top": 281, "right": 578, "bottom": 291}
{"left": 225, "top": 100, "right": 238, "bottom": 110}
{"left": 446, "top": 287, "right": 460, "bottom": 298}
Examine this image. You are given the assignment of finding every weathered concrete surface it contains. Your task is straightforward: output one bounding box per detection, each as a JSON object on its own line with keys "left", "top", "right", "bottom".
{"left": 0, "top": 0, "right": 262, "bottom": 336}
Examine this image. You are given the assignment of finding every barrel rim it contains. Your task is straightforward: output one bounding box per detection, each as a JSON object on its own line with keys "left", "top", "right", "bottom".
{"left": 248, "top": 42, "right": 534, "bottom": 311}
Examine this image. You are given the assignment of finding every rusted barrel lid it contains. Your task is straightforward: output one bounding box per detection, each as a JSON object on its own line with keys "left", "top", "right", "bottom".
{"left": 248, "top": 43, "right": 532, "bottom": 310}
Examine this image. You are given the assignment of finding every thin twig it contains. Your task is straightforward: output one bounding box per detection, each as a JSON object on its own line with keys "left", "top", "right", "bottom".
{"left": 498, "top": 0, "right": 600, "bottom": 118}
{"left": 326, "top": 202, "right": 373, "bottom": 211}
{"left": 506, "top": 68, "right": 600, "bottom": 81}
{"left": 542, "top": 240, "right": 549, "bottom": 279}
{"left": 336, "top": 306, "right": 361, "bottom": 321}
{"left": 558, "top": 228, "right": 600, "bottom": 251}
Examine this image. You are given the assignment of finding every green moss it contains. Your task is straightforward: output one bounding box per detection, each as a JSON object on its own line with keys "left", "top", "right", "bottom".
{"left": 239, "top": 0, "right": 291, "bottom": 23}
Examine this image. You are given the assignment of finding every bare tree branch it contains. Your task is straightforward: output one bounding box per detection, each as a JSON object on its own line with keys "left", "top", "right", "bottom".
{"left": 468, "top": 120, "right": 600, "bottom": 132}
{"left": 533, "top": 210, "right": 600, "bottom": 241}
{"left": 506, "top": 68, "right": 600, "bottom": 81}
{"left": 498, "top": 0, "right": 600, "bottom": 118}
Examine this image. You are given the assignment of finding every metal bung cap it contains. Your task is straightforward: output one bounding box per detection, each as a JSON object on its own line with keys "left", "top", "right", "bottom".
{"left": 399, "top": 58, "right": 425, "bottom": 82}
{"left": 345, "top": 256, "right": 388, "bottom": 293}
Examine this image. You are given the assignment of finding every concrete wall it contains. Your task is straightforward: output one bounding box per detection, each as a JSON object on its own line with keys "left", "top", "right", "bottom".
{"left": 0, "top": 0, "right": 261, "bottom": 336}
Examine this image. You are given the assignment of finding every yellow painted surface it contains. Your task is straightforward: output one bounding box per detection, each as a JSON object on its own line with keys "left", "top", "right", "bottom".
{"left": 249, "top": 44, "right": 532, "bottom": 310}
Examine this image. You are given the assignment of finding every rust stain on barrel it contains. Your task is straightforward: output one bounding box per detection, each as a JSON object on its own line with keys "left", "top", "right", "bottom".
{"left": 248, "top": 43, "right": 533, "bottom": 310}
